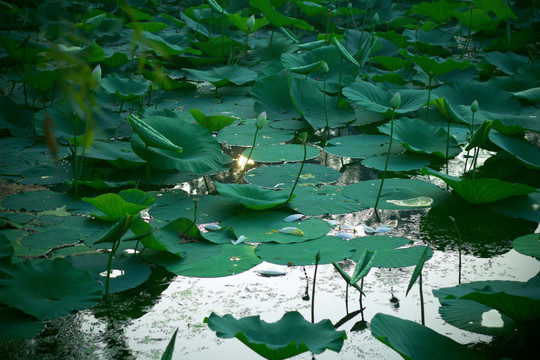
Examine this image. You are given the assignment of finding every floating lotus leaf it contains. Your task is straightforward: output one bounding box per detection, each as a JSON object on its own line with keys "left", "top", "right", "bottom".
{"left": 2, "top": 190, "right": 72, "bottom": 212}
{"left": 143, "top": 243, "right": 261, "bottom": 277}
{"left": 412, "top": 54, "right": 470, "bottom": 77}
{"left": 66, "top": 253, "right": 151, "bottom": 293}
{"left": 149, "top": 195, "right": 243, "bottom": 223}
{"left": 325, "top": 135, "right": 405, "bottom": 159}
{"left": 131, "top": 116, "right": 224, "bottom": 174}
{"left": 246, "top": 163, "right": 340, "bottom": 188}
{"left": 485, "top": 51, "right": 529, "bottom": 75}
{"left": 217, "top": 119, "right": 294, "bottom": 146}
{"left": 0, "top": 258, "right": 103, "bottom": 320}
{"left": 220, "top": 210, "right": 330, "bottom": 244}
{"left": 421, "top": 167, "right": 536, "bottom": 204}
{"left": 343, "top": 178, "right": 451, "bottom": 209}
{"left": 189, "top": 108, "right": 237, "bottom": 132}
{"left": 371, "top": 313, "right": 485, "bottom": 360}
{"left": 343, "top": 81, "right": 428, "bottom": 114}
{"left": 0, "top": 95, "right": 33, "bottom": 137}
{"left": 100, "top": 73, "right": 150, "bottom": 102}
{"left": 288, "top": 76, "right": 356, "bottom": 130}
{"left": 244, "top": 144, "right": 320, "bottom": 163}
{"left": 183, "top": 65, "right": 257, "bottom": 87}
{"left": 379, "top": 117, "right": 461, "bottom": 158}
{"left": 348, "top": 236, "right": 433, "bottom": 268}
{"left": 204, "top": 311, "right": 345, "bottom": 359}
{"left": 0, "top": 233, "right": 13, "bottom": 265}
{"left": 255, "top": 236, "right": 355, "bottom": 265}
{"left": 252, "top": 73, "right": 300, "bottom": 121}
{"left": 362, "top": 153, "right": 431, "bottom": 171}
{"left": 513, "top": 233, "right": 540, "bottom": 260}
{"left": 215, "top": 182, "right": 290, "bottom": 210}
{"left": 0, "top": 307, "right": 45, "bottom": 339}
{"left": 287, "top": 185, "right": 367, "bottom": 215}
{"left": 489, "top": 131, "right": 540, "bottom": 169}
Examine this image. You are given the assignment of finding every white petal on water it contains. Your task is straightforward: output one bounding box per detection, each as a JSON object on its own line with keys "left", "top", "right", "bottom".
{"left": 99, "top": 269, "right": 125, "bottom": 278}
{"left": 335, "top": 232, "right": 355, "bottom": 240}
{"left": 204, "top": 224, "right": 222, "bottom": 231}
{"left": 386, "top": 196, "right": 433, "bottom": 207}
{"left": 375, "top": 225, "right": 393, "bottom": 233}
{"left": 362, "top": 225, "right": 376, "bottom": 233}
{"left": 283, "top": 214, "right": 305, "bottom": 222}
{"left": 257, "top": 269, "right": 287, "bottom": 277}
{"left": 278, "top": 227, "right": 305, "bottom": 236}
{"left": 481, "top": 309, "right": 504, "bottom": 328}
{"left": 340, "top": 224, "right": 354, "bottom": 230}
{"left": 231, "top": 235, "right": 247, "bottom": 245}
{"left": 326, "top": 220, "right": 338, "bottom": 227}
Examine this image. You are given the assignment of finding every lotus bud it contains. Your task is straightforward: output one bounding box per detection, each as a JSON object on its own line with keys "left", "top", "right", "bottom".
{"left": 449, "top": 216, "right": 456, "bottom": 223}
{"left": 390, "top": 91, "right": 401, "bottom": 109}
{"left": 373, "top": 12, "right": 379, "bottom": 24}
{"left": 92, "top": 64, "right": 101, "bottom": 85}
{"left": 348, "top": 2, "right": 352, "bottom": 9}
{"left": 471, "top": 100, "right": 478, "bottom": 113}
{"left": 246, "top": 15, "right": 255, "bottom": 30}
{"left": 255, "top": 111, "right": 267, "bottom": 130}
{"left": 315, "top": 250, "right": 321, "bottom": 263}
{"left": 193, "top": 197, "right": 199, "bottom": 208}
{"left": 298, "top": 131, "right": 308, "bottom": 144}
{"left": 322, "top": 61, "right": 329, "bottom": 73}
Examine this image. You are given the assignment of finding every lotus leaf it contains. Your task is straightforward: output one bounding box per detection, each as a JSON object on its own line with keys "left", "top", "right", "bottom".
{"left": 421, "top": 167, "right": 536, "bottom": 204}
{"left": 215, "top": 182, "right": 290, "bottom": 210}
{"left": 2, "top": 190, "right": 72, "bottom": 212}
{"left": 83, "top": 189, "right": 154, "bottom": 221}
{"left": 220, "top": 210, "right": 329, "bottom": 243}
{"left": 100, "top": 73, "right": 151, "bottom": 102}
{"left": 379, "top": 117, "right": 461, "bottom": 159}
{"left": 488, "top": 131, "right": 540, "bottom": 169}
{"left": 244, "top": 144, "right": 320, "bottom": 163}
{"left": 371, "top": 313, "right": 485, "bottom": 360}
{"left": 0, "top": 95, "right": 33, "bottom": 137}
{"left": 217, "top": 119, "right": 294, "bottom": 146}
{"left": 325, "top": 135, "right": 405, "bottom": 159}
{"left": 343, "top": 178, "right": 450, "bottom": 209}
{"left": 362, "top": 153, "right": 431, "bottom": 171}
{"left": 287, "top": 185, "right": 367, "bottom": 215}
{"left": 348, "top": 236, "right": 433, "bottom": 268}
{"left": 149, "top": 195, "right": 243, "bottom": 223}
{"left": 183, "top": 65, "right": 257, "bottom": 87}
{"left": 411, "top": 0, "right": 465, "bottom": 23}
{"left": 255, "top": 236, "right": 355, "bottom": 265}
{"left": 189, "top": 108, "right": 236, "bottom": 132}
{"left": 204, "top": 311, "right": 345, "bottom": 359}
{"left": 0, "top": 307, "right": 45, "bottom": 339}
{"left": 246, "top": 163, "right": 340, "bottom": 188}
{"left": 513, "top": 233, "right": 540, "bottom": 260}
{"left": 131, "top": 116, "right": 224, "bottom": 174}
{"left": 250, "top": 0, "right": 313, "bottom": 30}
{"left": 412, "top": 54, "right": 470, "bottom": 77}
{"left": 0, "top": 258, "right": 103, "bottom": 320}
{"left": 252, "top": 73, "right": 300, "bottom": 121}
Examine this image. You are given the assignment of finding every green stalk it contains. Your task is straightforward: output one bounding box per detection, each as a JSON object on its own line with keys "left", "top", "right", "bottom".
{"left": 463, "top": 104, "right": 477, "bottom": 176}
{"left": 425, "top": 73, "right": 432, "bottom": 122}
{"left": 323, "top": 71, "right": 329, "bottom": 142}
{"left": 285, "top": 135, "right": 307, "bottom": 206}
{"left": 419, "top": 272, "right": 425, "bottom": 325}
{"left": 311, "top": 251, "right": 321, "bottom": 323}
{"left": 373, "top": 108, "right": 396, "bottom": 217}
{"left": 145, "top": 144, "right": 150, "bottom": 188}
{"left": 235, "top": 127, "right": 259, "bottom": 183}
{"left": 450, "top": 216, "right": 462, "bottom": 285}
{"left": 105, "top": 238, "right": 121, "bottom": 297}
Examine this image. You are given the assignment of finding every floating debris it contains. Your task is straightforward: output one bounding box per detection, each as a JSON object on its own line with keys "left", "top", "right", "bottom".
{"left": 231, "top": 235, "right": 247, "bottom": 245}
{"left": 204, "top": 224, "right": 222, "bottom": 231}
{"left": 283, "top": 214, "right": 305, "bottom": 222}
{"left": 278, "top": 227, "right": 305, "bottom": 236}
{"left": 257, "top": 269, "right": 287, "bottom": 277}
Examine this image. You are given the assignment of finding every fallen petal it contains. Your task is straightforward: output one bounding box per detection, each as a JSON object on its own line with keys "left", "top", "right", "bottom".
{"left": 284, "top": 214, "right": 305, "bottom": 222}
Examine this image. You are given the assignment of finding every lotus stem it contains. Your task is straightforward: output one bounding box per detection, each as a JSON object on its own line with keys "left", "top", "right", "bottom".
{"left": 449, "top": 216, "right": 462, "bottom": 284}
{"left": 235, "top": 128, "right": 259, "bottom": 183}
{"left": 425, "top": 73, "right": 432, "bottom": 122}
{"left": 373, "top": 108, "right": 396, "bottom": 218}
{"left": 311, "top": 251, "right": 321, "bottom": 323}
{"left": 145, "top": 144, "right": 151, "bottom": 189}
{"left": 285, "top": 132, "right": 308, "bottom": 206}
{"left": 105, "top": 238, "right": 121, "bottom": 298}
{"left": 419, "top": 272, "right": 425, "bottom": 325}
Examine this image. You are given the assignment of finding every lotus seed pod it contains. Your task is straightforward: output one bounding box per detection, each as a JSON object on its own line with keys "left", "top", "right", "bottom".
{"left": 390, "top": 91, "right": 401, "bottom": 109}
{"left": 471, "top": 100, "right": 478, "bottom": 113}
{"left": 255, "top": 111, "right": 267, "bottom": 130}
{"left": 246, "top": 15, "right": 255, "bottom": 30}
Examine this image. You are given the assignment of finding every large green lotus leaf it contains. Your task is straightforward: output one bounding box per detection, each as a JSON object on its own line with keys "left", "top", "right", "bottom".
{"left": 379, "top": 117, "right": 461, "bottom": 158}
{"left": 22, "top": 215, "right": 107, "bottom": 249}
{"left": 2, "top": 190, "right": 72, "bottom": 212}
{"left": 412, "top": 54, "right": 470, "bottom": 77}
{"left": 0, "top": 258, "right": 103, "bottom": 320}
{"left": 343, "top": 178, "right": 451, "bottom": 210}
{"left": 491, "top": 117, "right": 540, "bottom": 135}
{"left": 189, "top": 108, "right": 237, "bottom": 132}
{"left": 143, "top": 243, "right": 261, "bottom": 277}
{"left": 362, "top": 153, "right": 431, "bottom": 171}
{"left": 255, "top": 236, "right": 355, "bottom": 265}
{"left": 485, "top": 51, "right": 529, "bottom": 75}
{"left": 348, "top": 236, "right": 433, "bottom": 268}
{"left": 343, "top": 81, "right": 428, "bottom": 114}
{"left": 252, "top": 73, "right": 300, "bottom": 121}
{"left": 217, "top": 119, "right": 294, "bottom": 146}
{"left": 65, "top": 253, "right": 151, "bottom": 294}
{"left": 245, "top": 144, "right": 320, "bottom": 163}
{"left": 0, "top": 307, "right": 45, "bottom": 339}
{"left": 371, "top": 313, "right": 485, "bottom": 360}
{"left": 325, "top": 135, "right": 405, "bottom": 159}
{"left": 250, "top": 0, "right": 314, "bottom": 30}
{"left": 514, "top": 87, "right": 540, "bottom": 105}
{"left": 0, "top": 233, "right": 13, "bottom": 265}
{"left": 205, "top": 311, "right": 345, "bottom": 359}
{"left": 513, "top": 233, "right": 540, "bottom": 260}
{"left": 215, "top": 182, "right": 290, "bottom": 210}
{"left": 281, "top": 46, "right": 358, "bottom": 93}
{"left": 83, "top": 190, "right": 154, "bottom": 221}
{"left": 452, "top": 8, "right": 499, "bottom": 32}
{"left": 82, "top": 140, "right": 145, "bottom": 168}
{"left": 421, "top": 167, "right": 536, "bottom": 204}
{"left": 100, "top": 73, "right": 151, "bottom": 102}
{"left": 131, "top": 116, "right": 224, "bottom": 174}
{"left": 246, "top": 163, "right": 341, "bottom": 189}
{"left": 488, "top": 131, "right": 540, "bottom": 169}
{"left": 138, "top": 31, "right": 195, "bottom": 56}
{"left": 287, "top": 185, "right": 368, "bottom": 215}
{"left": 220, "top": 210, "right": 330, "bottom": 244}
{"left": 183, "top": 65, "right": 257, "bottom": 87}
{"left": 411, "top": 0, "right": 466, "bottom": 23}
{"left": 149, "top": 195, "right": 243, "bottom": 223}
{"left": 0, "top": 95, "right": 33, "bottom": 137}
{"left": 288, "top": 76, "right": 356, "bottom": 130}
{"left": 438, "top": 298, "right": 517, "bottom": 336}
